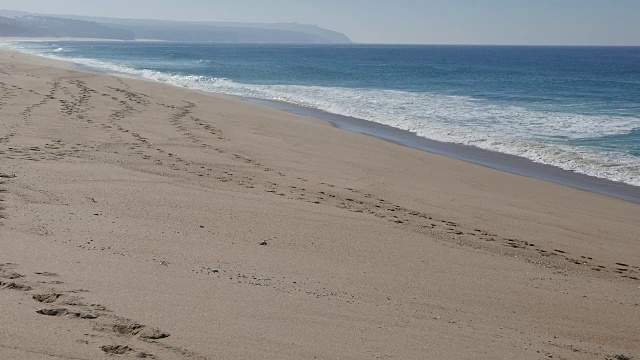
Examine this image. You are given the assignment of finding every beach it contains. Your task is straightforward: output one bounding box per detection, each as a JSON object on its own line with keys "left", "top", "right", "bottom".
{"left": 1, "top": 49, "right": 639, "bottom": 359}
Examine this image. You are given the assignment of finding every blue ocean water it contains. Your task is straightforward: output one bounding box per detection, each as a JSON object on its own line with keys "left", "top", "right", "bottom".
{"left": 4, "top": 41, "right": 640, "bottom": 186}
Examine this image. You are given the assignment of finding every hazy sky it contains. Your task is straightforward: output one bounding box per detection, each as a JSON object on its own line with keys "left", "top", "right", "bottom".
{"left": 1, "top": 0, "right": 639, "bottom": 45}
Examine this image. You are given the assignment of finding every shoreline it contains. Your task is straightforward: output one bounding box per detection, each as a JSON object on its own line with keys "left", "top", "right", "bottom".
{"left": 3, "top": 41, "right": 639, "bottom": 202}
{"left": 1, "top": 48, "right": 639, "bottom": 359}
{"left": 245, "top": 97, "right": 640, "bottom": 204}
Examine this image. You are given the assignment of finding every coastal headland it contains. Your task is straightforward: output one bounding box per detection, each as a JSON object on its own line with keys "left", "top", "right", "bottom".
{"left": 0, "top": 50, "right": 638, "bottom": 359}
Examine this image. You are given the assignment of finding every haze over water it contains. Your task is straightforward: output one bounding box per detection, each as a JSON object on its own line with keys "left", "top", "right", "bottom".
{"left": 7, "top": 41, "right": 640, "bottom": 186}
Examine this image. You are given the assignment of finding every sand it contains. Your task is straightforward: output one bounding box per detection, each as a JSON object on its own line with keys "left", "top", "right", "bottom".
{"left": 0, "top": 49, "right": 639, "bottom": 360}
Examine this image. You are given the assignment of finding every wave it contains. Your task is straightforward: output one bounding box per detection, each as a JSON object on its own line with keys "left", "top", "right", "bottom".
{"left": 4, "top": 41, "right": 640, "bottom": 186}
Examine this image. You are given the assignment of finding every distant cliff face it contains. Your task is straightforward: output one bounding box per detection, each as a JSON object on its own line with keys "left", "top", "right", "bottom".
{"left": 0, "top": 16, "right": 135, "bottom": 40}
{"left": 0, "top": 10, "right": 352, "bottom": 44}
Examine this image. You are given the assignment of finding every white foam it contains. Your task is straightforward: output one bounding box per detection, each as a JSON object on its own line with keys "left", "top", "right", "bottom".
{"left": 4, "top": 41, "right": 639, "bottom": 186}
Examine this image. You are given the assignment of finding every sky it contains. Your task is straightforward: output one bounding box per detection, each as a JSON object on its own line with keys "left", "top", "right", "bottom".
{"left": 1, "top": 0, "right": 639, "bottom": 45}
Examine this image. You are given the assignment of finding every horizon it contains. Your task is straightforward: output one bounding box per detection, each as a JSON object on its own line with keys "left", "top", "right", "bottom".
{"left": 11, "top": 40, "right": 640, "bottom": 48}
{"left": 1, "top": 1, "right": 639, "bottom": 46}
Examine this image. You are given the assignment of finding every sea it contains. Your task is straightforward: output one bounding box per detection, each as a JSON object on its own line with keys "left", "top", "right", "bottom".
{"left": 3, "top": 41, "right": 640, "bottom": 192}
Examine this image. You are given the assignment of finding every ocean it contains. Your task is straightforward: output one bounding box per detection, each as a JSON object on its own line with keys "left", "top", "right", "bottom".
{"left": 4, "top": 41, "right": 640, "bottom": 188}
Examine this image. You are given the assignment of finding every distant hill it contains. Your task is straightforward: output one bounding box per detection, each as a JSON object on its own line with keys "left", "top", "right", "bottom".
{"left": 0, "top": 10, "right": 352, "bottom": 44}
{"left": 0, "top": 15, "right": 135, "bottom": 39}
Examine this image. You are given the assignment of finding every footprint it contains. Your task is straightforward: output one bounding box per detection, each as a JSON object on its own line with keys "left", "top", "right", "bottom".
{"left": 0, "top": 281, "right": 32, "bottom": 291}
{"left": 32, "top": 293, "right": 63, "bottom": 303}
{"left": 36, "top": 308, "right": 99, "bottom": 319}
{"left": 108, "top": 319, "right": 170, "bottom": 339}
{"left": 0, "top": 269, "right": 25, "bottom": 279}
{"left": 139, "top": 327, "right": 171, "bottom": 340}
{"left": 36, "top": 308, "right": 68, "bottom": 316}
{"left": 100, "top": 344, "right": 134, "bottom": 355}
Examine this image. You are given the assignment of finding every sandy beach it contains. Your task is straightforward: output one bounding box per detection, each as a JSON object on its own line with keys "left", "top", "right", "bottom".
{"left": 1, "top": 49, "right": 639, "bottom": 359}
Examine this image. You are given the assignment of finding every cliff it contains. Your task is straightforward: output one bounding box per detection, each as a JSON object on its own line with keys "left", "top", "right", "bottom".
{"left": 0, "top": 10, "right": 352, "bottom": 44}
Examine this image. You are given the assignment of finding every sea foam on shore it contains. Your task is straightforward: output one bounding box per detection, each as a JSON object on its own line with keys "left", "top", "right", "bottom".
{"left": 4, "top": 41, "right": 639, "bottom": 187}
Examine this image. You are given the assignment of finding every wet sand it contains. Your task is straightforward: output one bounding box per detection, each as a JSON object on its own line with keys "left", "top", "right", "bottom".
{"left": 1, "top": 49, "right": 639, "bottom": 359}
{"left": 246, "top": 98, "right": 640, "bottom": 204}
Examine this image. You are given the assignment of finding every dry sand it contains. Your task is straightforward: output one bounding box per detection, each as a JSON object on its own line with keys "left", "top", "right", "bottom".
{"left": 0, "top": 49, "right": 639, "bottom": 360}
